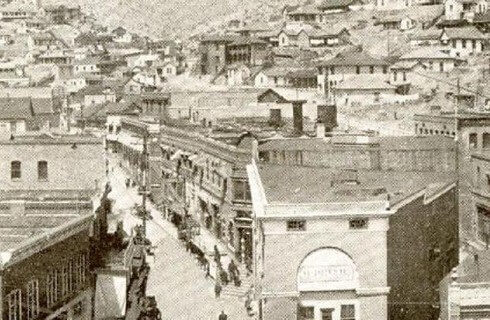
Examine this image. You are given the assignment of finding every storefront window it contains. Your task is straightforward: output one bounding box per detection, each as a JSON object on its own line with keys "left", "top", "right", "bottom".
{"left": 341, "top": 305, "right": 356, "bottom": 320}
{"left": 298, "top": 305, "right": 314, "bottom": 320}
{"left": 233, "top": 180, "right": 251, "bottom": 202}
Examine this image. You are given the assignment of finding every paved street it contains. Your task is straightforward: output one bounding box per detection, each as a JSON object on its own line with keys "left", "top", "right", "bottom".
{"left": 107, "top": 157, "right": 251, "bottom": 319}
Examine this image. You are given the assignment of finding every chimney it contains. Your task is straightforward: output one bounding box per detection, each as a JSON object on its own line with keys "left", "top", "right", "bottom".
{"left": 269, "top": 109, "right": 282, "bottom": 127}
{"left": 292, "top": 100, "right": 304, "bottom": 135}
{"left": 316, "top": 122, "right": 325, "bottom": 138}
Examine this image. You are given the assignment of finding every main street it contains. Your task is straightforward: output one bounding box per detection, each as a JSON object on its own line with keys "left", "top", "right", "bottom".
{"left": 107, "top": 157, "right": 251, "bottom": 319}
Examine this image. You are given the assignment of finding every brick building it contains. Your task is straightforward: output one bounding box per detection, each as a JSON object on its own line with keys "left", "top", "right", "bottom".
{"left": 157, "top": 125, "right": 254, "bottom": 266}
{"left": 0, "top": 133, "right": 106, "bottom": 320}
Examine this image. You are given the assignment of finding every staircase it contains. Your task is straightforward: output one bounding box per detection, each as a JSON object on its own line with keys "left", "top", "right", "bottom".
{"left": 221, "top": 265, "right": 253, "bottom": 298}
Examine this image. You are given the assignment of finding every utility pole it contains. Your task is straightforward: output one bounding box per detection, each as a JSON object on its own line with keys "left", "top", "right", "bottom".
{"left": 142, "top": 130, "right": 149, "bottom": 240}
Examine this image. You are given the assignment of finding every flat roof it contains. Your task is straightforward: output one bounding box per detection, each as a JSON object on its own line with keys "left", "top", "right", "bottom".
{"left": 256, "top": 163, "right": 454, "bottom": 205}
{"left": 0, "top": 133, "right": 102, "bottom": 145}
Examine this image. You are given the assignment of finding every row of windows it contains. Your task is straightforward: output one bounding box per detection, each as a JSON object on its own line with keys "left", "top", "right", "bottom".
{"left": 9, "top": 161, "right": 48, "bottom": 181}
{"left": 299, "top": 304, "right": 355, "bottom": 320}
{"left": 469, "top": 132, "right": 490, "bottom": 149}
{"left": 287, "top": 218, "right": 369, "bottom": 232}
{"left": 328, "top": 66, "right": 388, "bottom": 75}
{"left": 452, "top": 39, "right": 479, "bottom": 50}
{"left": 6, "top": 253, "right": 87, "bottom": 320}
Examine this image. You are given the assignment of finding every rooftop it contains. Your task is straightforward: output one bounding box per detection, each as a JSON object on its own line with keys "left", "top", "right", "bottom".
{"left": 256, "top": 163, "right": 454, "bottom": 206}
{"left": 334, "top": 74, "right": 394, "bottom": 90}
{"left": 400, "top": 46, "right": 457, "bottom": 60}
{"left": 442, "top": 26, "right": 486, "bottom": 40}
{"left": 316, "top": 47, "right": 388, "bottom": 67}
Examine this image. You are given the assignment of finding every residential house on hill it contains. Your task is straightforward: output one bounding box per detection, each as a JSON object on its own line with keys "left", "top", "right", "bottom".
{"left": 444, "top": 0, "right": 488, "bottom": 21}
{"left": 317, "top": 0, "right": 365, "bottom": 14}
{"left": 332, "top": 74, "right": 399, "bottom": 106}
{"left": 389, "top": 60, "right": 428, "bottom": 91}
{"left": 226, "top": 36, "right": 269, "bottom": 67}
{"left": 399, "top": 46, "right": 461, "bottom": 72}
{"left": 198, "top": 34, "right": 239, "bottom": 75}
{"left": 27, "top": 31, "right": 65, "bottom": 52}
{"left": 410, "top": 28, "right": 443, "bottom": 46}
{"left": 474, "top": 10, "right": 490, "bottom": 32}
{"left": 74, "top": 56, "right": 101, "bottom": 74}
{"left": 0, "top": 3, "right": 37, "bottom": 21}
{"left": 277, "top": 23, "right": 350, "bottom": 49}
{"left": 375, "top": 0, "right": 413, "bottom": 11}
{"left": 375, "top": 15, "right": 415, "bottom": 30}
{"left": 286, "top": 5, "right": 325, "bottom": 23}
{"left": 316, "top": 46, "right": 389, "bottom": 94}
{"left": 0, "top": 97, "right": 61, "bottom": 133}
{"left": 440, "top": 26, "right": 486, "bottom": 57}
{"left": 112, "top": 26, "right": 132, "bottom": 44}
{"left": 43, "top": 4, "right": 81, "bottom": 24}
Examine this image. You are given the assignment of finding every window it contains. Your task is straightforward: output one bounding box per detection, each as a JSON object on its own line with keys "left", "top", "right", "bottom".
{"left": 402, "top": 72, "right": 406, "bottom": 81}
{"left": 462, "top": 40, "right": 466, "bottom": 48}
{"left": 469, "top": 133, "right": 478, "bottom": 148}
{"left": 349, "top": 218, "right": 368, "bottom": 229}
{"left": 478, "top": 206, "right": 490, "bottom": 244}
{"left": 394, "top": 71, "right": 397, "bottom": 81}
{"left": 440, "top": 62, "right": 444, "bottom": 72}
{"left": 287, "top": 219, "right": 306, "bottom": 231}
{"left": 78, "top": 252, "right": 87, "bottom": 286}
{"left": 483, "top": 133, "right": 490, "bottom": 148}
{"left": 11, "top": 161, "right": 21, "bottom": 180}
{"left": 26, "top": 279, "right": 39, "bottom": 320}
{"left": 356, "top": 66, "right": 360, "bottom": 74}
{"left": 383, "top": 66, "right": 388, "bottom": 74}
{"left": 298, "top": 305, "right": 314, "bottom": 320}
{"left": 61, "top": 264, "right": 69, "bottom": 297}
{"left": 369, "top": 66, "right": 374, "bottom": 74}
{"left": 7, "top": 289, "right": 22, "bottom": 320}
{"left": 10, "top": 120, "right": 17, "bottom": 132}
{"left": 341, "top": 305, "right": 356, "bottom": 320}
{"left": 452, "top": 39, "right": 456, "bottom": 48}
{"left": 38, "top": 161, "right": 48, "bottom": 181}
{"left": 473, "top": 39, "right": 477, "bottom": 50}
{"left": 330, "top": 66, "right": 335, "bottom": 74}
{"left": 233, "top": 180, "right": 251, "bottom": 202}
{"left": 46, "top": 269, "right": 58, "bottom": 307}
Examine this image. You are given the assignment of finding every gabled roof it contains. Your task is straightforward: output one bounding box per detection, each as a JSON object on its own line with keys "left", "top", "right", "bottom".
{"left": 287, "top": 4, "right": 322, "bottom": 15}
{"left": 316, "top": 47, "right": 388, "bottom": 67}
{"left": 409, "top": 28, "right": 442, "bottom": 40}
{"left": 442, "top": 26, "right": 486, "bottom": 40}
{"left": 0, "top": 97, "right": 54, "bottom": 119}
{"left": 200, "top": 34, "right": 240, "bottom": 43}
{"left": 400, "top": 47, "right": 459, "bottom": 60}
{"left": 317, "top": 0, "right": 360, "bottom": 9}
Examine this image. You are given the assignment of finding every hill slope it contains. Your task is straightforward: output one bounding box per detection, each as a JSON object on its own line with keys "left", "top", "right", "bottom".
{"left": 44, "top": 0, "right": 302, "bottom": 39}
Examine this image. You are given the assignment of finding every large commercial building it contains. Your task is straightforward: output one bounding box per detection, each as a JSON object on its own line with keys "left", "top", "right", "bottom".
{"left": 0, "top": 133, "right": 106, "bottom": 320}
{"left": 247, "top": 155, "right": 458, "bottom": 320}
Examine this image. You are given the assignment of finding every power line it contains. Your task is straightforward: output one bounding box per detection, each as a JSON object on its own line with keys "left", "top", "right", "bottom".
{"left": 410, "top": 69, "right": 490, "bottom": 100}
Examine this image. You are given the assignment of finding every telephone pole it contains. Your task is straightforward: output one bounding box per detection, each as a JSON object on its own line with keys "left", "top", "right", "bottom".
{"left": 142, "top": 130, "right": 149, "bottom": 239}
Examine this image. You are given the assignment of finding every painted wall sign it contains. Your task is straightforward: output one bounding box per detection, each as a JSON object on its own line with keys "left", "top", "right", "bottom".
{"left": 297, "top": 248, "right": 358, "bottom": 291}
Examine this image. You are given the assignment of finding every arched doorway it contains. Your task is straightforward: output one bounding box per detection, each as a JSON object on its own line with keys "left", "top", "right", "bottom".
{"left": 297, "top": 248, "right": 359, "bottom": 320}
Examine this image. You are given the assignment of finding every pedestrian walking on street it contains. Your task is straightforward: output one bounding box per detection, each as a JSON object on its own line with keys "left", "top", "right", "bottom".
{"left": 214, "top": 282, "right": 222, "bottom": 298}
{"left": 218, "top": 310, "right": 228, "bottom": 320}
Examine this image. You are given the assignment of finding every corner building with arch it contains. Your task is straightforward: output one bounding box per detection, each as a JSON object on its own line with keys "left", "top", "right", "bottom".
{"left": 247, "top": 161, "right": 458, "bottom": 320}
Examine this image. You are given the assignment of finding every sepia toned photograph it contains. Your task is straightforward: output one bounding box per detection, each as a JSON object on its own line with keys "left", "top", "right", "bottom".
{"left": 0, "top": 0, "right": 488, "bottom": 319}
